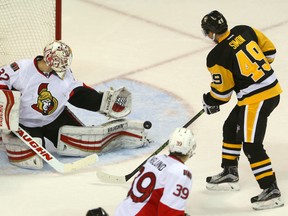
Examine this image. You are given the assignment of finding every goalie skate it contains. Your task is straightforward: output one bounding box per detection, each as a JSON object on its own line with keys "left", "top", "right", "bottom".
{"left": 206, "top": 166, "right": 240, "bottom": 191}
{"left": 251, "top": 182, "right": 284, "bottom": 210}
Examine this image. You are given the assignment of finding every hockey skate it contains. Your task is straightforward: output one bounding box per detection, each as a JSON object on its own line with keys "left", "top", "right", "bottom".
{"left": 206, "top": 166, "right": 240, "bottom": 191}
{"left": 251, "top": 182, "right": 284, "bottom": 210}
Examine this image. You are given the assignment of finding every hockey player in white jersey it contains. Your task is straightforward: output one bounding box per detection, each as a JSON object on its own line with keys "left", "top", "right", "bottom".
{"left": 115, "top": 127, "right": 196, "bottom": 216}
{"left": 0, "top": 40, "right": 149, "bottom": 169}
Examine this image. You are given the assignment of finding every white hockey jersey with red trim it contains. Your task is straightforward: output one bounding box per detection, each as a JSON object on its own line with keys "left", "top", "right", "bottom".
{"left": 0, "top": 57, "right": 83, "bottom": 127}
{"left": 115, "top": 154, "right": 193, "bottom": 216}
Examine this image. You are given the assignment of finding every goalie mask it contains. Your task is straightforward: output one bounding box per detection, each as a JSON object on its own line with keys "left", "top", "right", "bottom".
{"left": 169, "top": 127, "right": 196, "bottom": 158}
{"left": 43, "top": 40, "right": 73, "bottom": 79}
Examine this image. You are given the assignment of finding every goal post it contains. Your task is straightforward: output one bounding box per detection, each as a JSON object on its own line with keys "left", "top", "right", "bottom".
{"left": 0, "top": 0, "right": 62, "bottom": 66}
{"left": 55, "top": 0, "right": 62, "bottom": 40}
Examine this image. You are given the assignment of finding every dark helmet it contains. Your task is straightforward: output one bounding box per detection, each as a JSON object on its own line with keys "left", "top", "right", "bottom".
{"left": 86, "top": 207, "right": 109, "bottom": 216}
{"left": 201, "top": 10, "right": 228, "bottom": 36}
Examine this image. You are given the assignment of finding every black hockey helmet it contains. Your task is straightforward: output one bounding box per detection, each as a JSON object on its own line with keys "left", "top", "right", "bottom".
{"left": 201, "top": 10, "right": 228, "bottom": 36}
{"left": 86, "top": 207, "right": 109, "bottom": 216}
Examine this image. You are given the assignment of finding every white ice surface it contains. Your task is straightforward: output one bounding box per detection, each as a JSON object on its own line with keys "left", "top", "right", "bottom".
{"left": 1, "top": 0, "right": 288, "bottom": 215}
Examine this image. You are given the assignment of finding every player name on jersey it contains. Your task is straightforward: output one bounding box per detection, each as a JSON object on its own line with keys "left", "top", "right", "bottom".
{"left": 149, "top": 156, "right": 167, "bottom": 171}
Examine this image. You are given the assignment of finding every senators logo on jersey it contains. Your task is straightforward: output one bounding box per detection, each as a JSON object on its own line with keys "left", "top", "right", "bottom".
{"left": 31, "top": 83, "right": 58, "bottom": 115}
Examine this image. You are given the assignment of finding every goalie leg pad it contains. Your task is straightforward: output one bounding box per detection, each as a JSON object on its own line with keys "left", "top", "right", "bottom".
{"left": 3, "top": 131, "right": 43, "bottom": 169}
{"left": 57, "top": 119, "right": 149, "bottom": 156}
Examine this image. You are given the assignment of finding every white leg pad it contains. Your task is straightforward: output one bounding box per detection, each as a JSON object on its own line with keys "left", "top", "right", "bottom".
{"left": 57, "top": 119, "right": 149, "bottom": 156}
{"left": 3, "top": 131, "right": 43, "bottom": 169}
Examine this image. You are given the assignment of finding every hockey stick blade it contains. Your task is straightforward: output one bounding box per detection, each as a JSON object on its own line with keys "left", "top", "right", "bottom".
{"left": 97, "top": 171, "right": 127, "bottom": 184}
{"left": 14, "top": 126, "right": 98, "bottom": 173}
{"left": 62, "top": 154, "right": 99, "bottom": 173}
{"left": 97, "top": 109, "right": 204, "bottom": 183}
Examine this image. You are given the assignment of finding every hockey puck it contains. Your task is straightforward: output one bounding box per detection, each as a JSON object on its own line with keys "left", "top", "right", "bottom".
{"left": 143, "top": 121, "right": 152, "bottom": 129}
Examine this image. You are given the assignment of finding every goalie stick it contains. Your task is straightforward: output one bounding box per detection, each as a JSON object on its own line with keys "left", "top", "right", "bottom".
{"left": 14, "top": 126, "right": 98, "bottom": 173}
{"left": 97, "top": 109, "right": 205, "bottom": 183}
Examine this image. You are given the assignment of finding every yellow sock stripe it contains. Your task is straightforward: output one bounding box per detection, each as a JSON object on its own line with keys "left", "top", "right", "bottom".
{"left": 222, "top": 154, "right": 238, "bottom": 160}
{"left": 250, "top": 158, "right": 271, "bottom": 169}
{"left": 223, "top": 143, "right": 242, "bottom": 149}
{"left": 255, "top": 171, "right": 274, "bottom": 180}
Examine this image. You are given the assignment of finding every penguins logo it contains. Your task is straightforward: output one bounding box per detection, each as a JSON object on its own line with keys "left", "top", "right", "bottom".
{"left": 31, "top": 83, "right": 58, "bottom": 115}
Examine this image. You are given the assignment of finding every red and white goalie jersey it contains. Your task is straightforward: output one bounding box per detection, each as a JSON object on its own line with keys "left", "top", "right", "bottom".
{"left": 0, "top": 57, "right": 83, "bottom": 127}
{"left": 115, "top": 154, "right": 193, "bottom": 216}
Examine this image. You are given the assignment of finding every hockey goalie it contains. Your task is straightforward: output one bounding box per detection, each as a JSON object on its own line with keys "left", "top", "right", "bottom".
{"left": 0, "top": 40, "right": 151, "bottom": 170}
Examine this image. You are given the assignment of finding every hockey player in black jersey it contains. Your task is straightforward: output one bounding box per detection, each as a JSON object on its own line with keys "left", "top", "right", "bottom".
{"left": 201, "top": 10, "right": 283, "bottom": 210}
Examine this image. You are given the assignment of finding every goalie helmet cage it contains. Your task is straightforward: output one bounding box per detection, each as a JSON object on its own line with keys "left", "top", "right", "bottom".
{"left": 0, "top": 0, "right": 62, "bottom": 67}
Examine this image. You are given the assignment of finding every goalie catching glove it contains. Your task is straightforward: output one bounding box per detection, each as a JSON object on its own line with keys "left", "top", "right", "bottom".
{"left": 99, "top": 87, "right": 132, "bottom": 119}
{"left": 202, "top": 94, "right": 220, "bottom": 115}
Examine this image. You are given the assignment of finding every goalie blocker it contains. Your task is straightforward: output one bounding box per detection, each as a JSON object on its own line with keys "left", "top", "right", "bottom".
{"left": 57, "top": 118, "right": 150, "bottom": 156}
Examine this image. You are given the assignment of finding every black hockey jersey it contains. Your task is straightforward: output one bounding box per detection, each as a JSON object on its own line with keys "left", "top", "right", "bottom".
{"left": 205, "top": 25, "right": 282, "bottom": 106}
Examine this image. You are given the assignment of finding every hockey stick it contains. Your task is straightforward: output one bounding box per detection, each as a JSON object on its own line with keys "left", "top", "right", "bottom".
{"left": 97, "top": 109, "right": 205, "bottom": 183}
{"left": 13, "top": 126, "right": 99, "bottom": 173}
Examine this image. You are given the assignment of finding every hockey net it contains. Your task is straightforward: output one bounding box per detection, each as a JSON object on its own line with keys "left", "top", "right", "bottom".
{"left": 0, "top": 0, "right": 61, "bottom": 67}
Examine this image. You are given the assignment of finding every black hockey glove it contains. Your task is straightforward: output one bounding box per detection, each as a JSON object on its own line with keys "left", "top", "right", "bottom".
{"left": 202, "top": 94, "right": 220, "bottom": 115}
